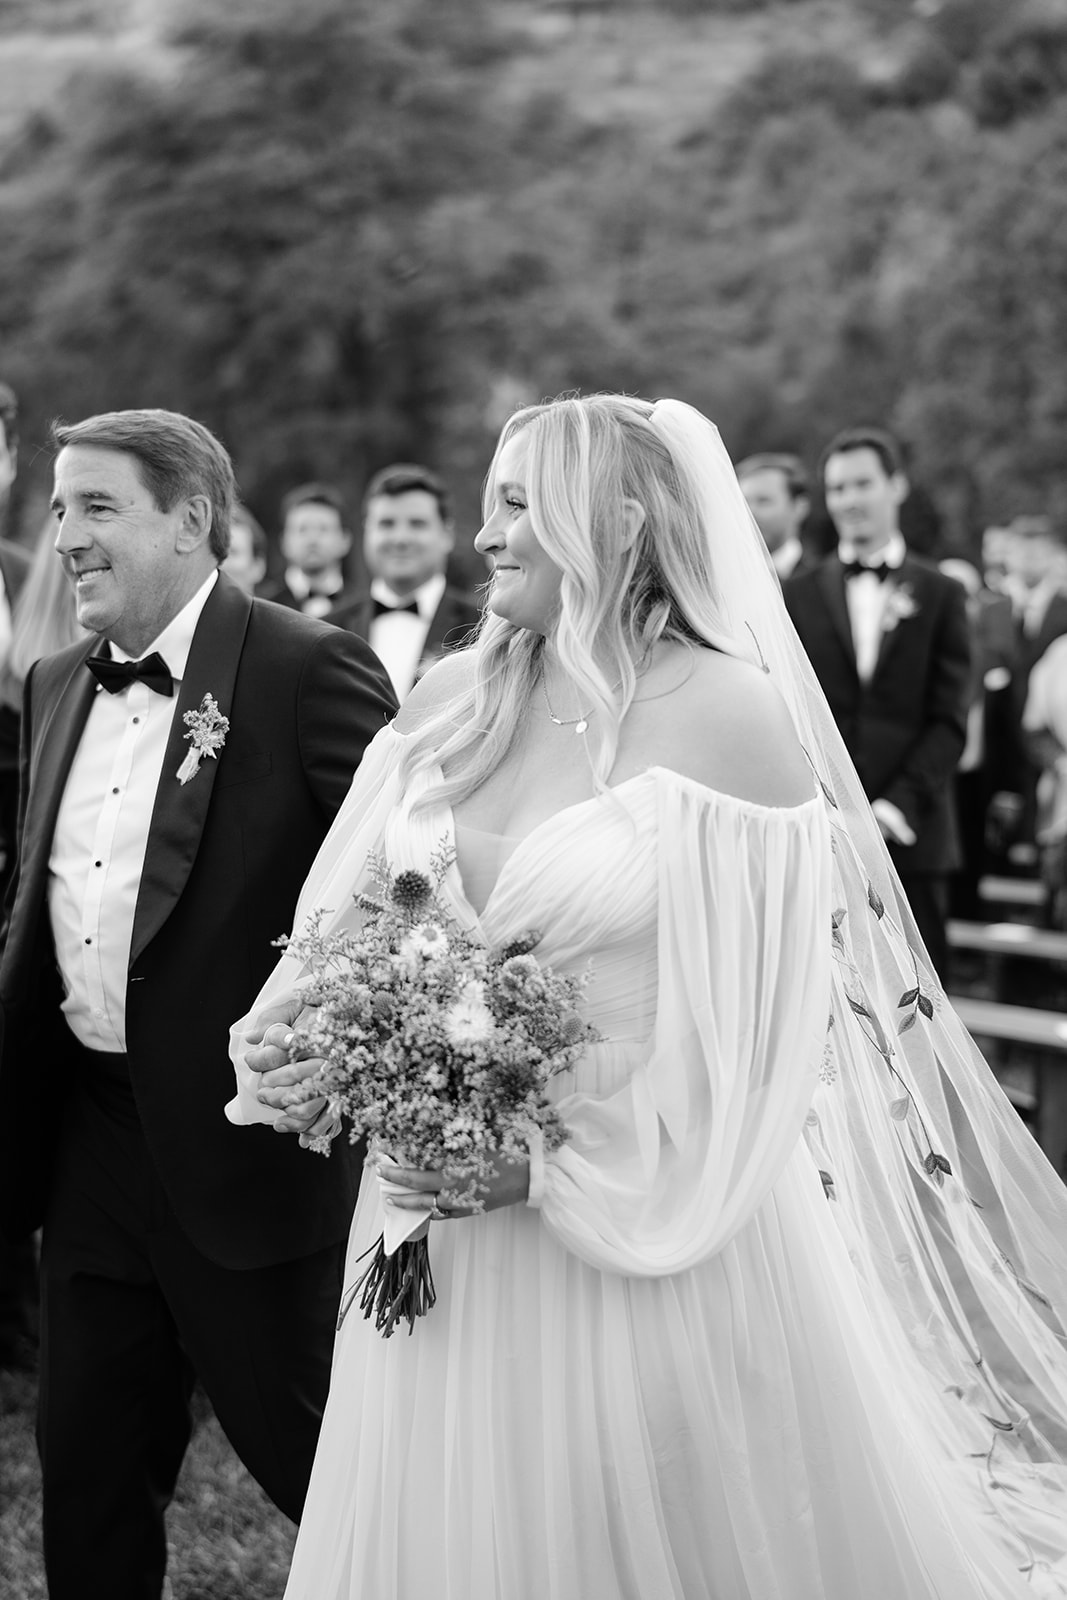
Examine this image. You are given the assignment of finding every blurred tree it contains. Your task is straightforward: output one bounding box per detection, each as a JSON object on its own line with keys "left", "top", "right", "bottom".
{"left": 1, "top": 0, "right": 1067, "bottom": 570}
{"left": 0, "top": 0, "right": 523, "bottom": 561}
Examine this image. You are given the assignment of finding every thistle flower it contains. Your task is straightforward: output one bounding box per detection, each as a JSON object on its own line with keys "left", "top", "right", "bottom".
{"left": 392, "top": 870, "right": 432, "bottom": 912}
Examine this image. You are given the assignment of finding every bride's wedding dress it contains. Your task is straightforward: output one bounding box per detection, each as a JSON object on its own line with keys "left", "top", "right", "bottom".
{"left": 231, "top": 725, "right": 1067, "bottom": 1599}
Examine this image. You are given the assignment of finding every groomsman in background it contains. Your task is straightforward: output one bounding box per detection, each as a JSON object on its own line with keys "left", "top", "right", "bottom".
{"left": 0, "top": 408, "right": 396, "bottom": 1599}
{"left": 220, "top": 502, "right": 269, "bottom": 595}
{"left": 784, "top": 426, "right": 970, "bottom": 978}
{"left": 0, "top": 379, "right": 36, "bottom": 1374}
{"left": 330, "top": 462, "right": 482, "bottom": 701}
{"left": 257, "top": 480, "right": 360, "bottom": 617}
{"left": 737, "top": 451, "right": 815, "bottom": 580}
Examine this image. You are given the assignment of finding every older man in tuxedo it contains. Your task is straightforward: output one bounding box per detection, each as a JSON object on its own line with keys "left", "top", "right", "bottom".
{"left": 784, "top": 426, "right": 970, "bottom": 978}
{"left": 329, "top": 462, "right": 482, "bottom": 701}
{"left": 0, "top": 409, "right": 397, "bottom": 1600}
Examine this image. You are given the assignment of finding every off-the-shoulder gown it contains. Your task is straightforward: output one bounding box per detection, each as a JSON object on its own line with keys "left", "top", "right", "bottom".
{"left": 228, "top": 727, "right": 1067, "bottom": 1599}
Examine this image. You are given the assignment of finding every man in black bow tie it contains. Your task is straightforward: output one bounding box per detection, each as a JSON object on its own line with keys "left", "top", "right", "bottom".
{"left": 329, "top": 462, "right": 482, "bottom": 700}
{"left": 784, "top": 427, "right": 970, "bottom": 977}
{"left": 0, "top": 408, "right": 397, "bottom": 1600}
{"left": 256, "top": 480, "right": 361, "bottom": 618}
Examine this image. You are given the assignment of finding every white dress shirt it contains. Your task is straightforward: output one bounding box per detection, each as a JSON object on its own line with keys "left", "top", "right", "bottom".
{"left": 48, "top": 572, "right": 218, "bottom": 1052}
{"left": 284, "top": 565, "right": 345, "bottom": 619}
{"left": 839, "top": 530, "right": 906, "bottom": 684}
{"left": 1008, "top": 572, "right": 1063, "bottom": 639}
{"left": 369, "top": 572, "right": 446, "bottom": 702}
{"left": 771, "top": 537, "right": 804, "bottom": 581}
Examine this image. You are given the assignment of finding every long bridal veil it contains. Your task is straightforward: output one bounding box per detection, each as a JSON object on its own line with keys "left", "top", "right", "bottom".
{"left": 648, "top": 398, "right": 1067, "bottom": 1579}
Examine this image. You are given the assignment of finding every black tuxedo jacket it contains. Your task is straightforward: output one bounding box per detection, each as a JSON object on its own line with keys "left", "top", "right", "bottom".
{"left": 256, "top": 574, "right": 362, "bottom": 615}
{"left": 784, "top": 554, "right": 970, "bottom": 874}
{"left": 1014, "top": 591, "right": 1067, "bottom": 684}
{"left": 0, "top": 575, "right": 398, "bottom": 1266}
{"left": 0, "top": 536, "right": 31, "bottom": 610}
{"left": 0, "top": 537, "right": 34, "bottom": 778}
{"left": 328, "top": 584, "right": 483, "bottom": 680}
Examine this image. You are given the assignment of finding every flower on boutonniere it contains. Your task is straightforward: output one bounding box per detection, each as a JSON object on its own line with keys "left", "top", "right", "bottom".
{"left": 882, "top": 583, "right": 920, "bottom": 633}
{"left": 177, "top": 692, "right": 229, "bottom": 785}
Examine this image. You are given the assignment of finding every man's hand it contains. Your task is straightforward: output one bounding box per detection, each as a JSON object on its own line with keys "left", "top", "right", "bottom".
{"left": 246, "top": 994, "right": 340, "bottom": 1146}
{"left": 871, "top": 797, "right": 917, "bottom": 848}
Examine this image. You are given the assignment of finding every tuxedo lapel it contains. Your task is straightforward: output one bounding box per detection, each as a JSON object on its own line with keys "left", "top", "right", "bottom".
{"left": 350, "top": 595, "right": 374, "bottom": 642}
{"left": 815, "top": 559, "right": 857, "bottom": 671}
{"left": 129, "top": 577, "right": 252, "bottom": 967}
{"left": 872, "top": 558, "right": 924, "bottom": 681}
{"left": 422, "top": 591, "right": 477, "bottom": 659}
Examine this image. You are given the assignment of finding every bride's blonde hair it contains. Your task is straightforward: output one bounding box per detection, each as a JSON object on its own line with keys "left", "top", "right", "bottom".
{"left": 403, "top": 393, "right": 740, "bottom": 807}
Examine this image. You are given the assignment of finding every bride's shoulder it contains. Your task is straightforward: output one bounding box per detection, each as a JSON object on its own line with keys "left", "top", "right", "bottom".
{"left": 394, "top": 649, "right": 478, "bottom": 734}
{"left": 644, "top": 647, "right": 814, "bottom": 809}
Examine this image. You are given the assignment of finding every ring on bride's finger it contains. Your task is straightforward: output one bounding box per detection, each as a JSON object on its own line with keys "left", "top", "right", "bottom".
{"left": 429, "top": 1197, "right": 447, "bottom": 1221}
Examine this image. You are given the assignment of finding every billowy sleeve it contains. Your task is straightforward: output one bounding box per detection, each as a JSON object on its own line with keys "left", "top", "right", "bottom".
{"left": 531, "top": 779, "right": 832, "bottom": 1276}
{"left": 226, "top": 724, "right": 407, "bottom": 1126}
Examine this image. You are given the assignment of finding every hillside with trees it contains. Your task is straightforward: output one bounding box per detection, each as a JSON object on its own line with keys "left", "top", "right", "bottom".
{"left": 1, "top": 0, "right": 1067, "bottom": 565}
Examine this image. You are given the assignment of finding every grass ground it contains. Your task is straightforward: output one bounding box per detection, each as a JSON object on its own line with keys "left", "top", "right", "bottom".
{"left": 0, "top": 1368, "right": 296, "bottom": 1600}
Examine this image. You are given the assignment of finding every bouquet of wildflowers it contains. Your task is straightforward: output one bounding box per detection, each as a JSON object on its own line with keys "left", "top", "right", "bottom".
{"left": 275, "top": 843, "right": 596, "bottom": 1336}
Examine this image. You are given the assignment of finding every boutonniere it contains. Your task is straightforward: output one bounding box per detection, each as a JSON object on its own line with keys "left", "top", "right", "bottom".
{"left": 177, "top": 693, "right": 229, "bottom": 785}
{"left": 882, "top": 583, "right": 920, "bottom": 632}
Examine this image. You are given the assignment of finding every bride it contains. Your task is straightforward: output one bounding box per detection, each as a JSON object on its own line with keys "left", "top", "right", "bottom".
{"left": 229, "top": 394, "right": 1067, "bottom": 1598}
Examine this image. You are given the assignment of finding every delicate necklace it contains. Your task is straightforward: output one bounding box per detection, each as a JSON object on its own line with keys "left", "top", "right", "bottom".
{"left": 541, "top": 674, "right": 595, "bottom": 735}
{"left": 540, "top": 648, "right": 668, "bottom": 734}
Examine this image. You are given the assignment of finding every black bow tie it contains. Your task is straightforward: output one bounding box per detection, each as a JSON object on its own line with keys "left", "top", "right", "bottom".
{"left": 372, "top": 597, "right": 420, "bottom": 618}
{"left": 86, "top": 651, "right": 174, "bottom": 697}
{"left": 841, "top": 559, "right": 891, "bottom": 582}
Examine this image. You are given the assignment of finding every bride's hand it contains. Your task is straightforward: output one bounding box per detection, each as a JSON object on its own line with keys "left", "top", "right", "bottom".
{"left": 245, "top": 995, "right": 338, "bottom": 1141}
{"left": 378, "top": 1154, "right": 530, "bottom": 1219}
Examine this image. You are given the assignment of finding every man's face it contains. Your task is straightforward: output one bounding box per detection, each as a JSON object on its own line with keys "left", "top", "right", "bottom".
{"left": 1010, "top": 532, "right": 1060, "bottom": 590}
{"left": 0, "top": 420, "right": 16, "bottom": 512}
{"left": 981, "top": 526, "right": 1012, "bottom": 585}
{"left": 280, "top": 503, "right": 350, "bottom": 577}
{"left": 363, "top": 489, "right": 454, "bottom": 597}
{"left": 52, "top": 444, "right": 196, "bottom": 655}
{"left": 222, "top": 520, "right": 266, "bottom": 594}
{"left": 823, "top": 447, "right": 906, "bottom": 555}
{"left": 740, "top": 468, "right": 806, "bottom": 553}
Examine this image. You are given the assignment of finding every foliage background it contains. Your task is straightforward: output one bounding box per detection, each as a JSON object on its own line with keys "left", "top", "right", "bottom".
{"left": 2, "top": 0, "right": 1067, "bottom": 570}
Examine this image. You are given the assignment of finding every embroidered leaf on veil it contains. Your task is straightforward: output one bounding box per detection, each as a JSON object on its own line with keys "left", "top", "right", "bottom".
{"left": 867, "top": 882, "right": 885, "bottom": 919}
{"left": 922, "top": 1152, "right": 953, "bottom": 1184}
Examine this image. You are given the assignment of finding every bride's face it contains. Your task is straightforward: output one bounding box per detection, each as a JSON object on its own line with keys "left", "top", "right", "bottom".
{"left": 476, "top": 431, "right": 563, "bottom": 634}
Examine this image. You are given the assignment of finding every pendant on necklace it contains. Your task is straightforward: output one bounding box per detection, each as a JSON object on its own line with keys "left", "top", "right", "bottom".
{"left": 574, "top": 719, "right": 589, "bottom": 735}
